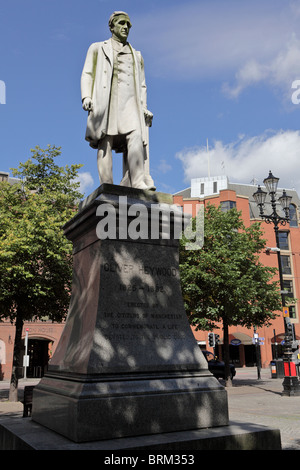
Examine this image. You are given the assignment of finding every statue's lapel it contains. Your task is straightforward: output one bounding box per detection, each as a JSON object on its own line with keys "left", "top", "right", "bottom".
{"left": 102, "top": 39, "right": 113, "bottom": 67}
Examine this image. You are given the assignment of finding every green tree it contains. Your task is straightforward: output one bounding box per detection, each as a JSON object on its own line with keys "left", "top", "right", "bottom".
{"left": 179, "top": 204, "right": 281, "bottom": 386}
{"left": 0, "top": 145, "right": 83, "bottom": 400}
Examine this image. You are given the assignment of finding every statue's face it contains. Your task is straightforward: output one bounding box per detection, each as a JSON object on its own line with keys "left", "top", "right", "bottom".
{"left": 111, "top": 15, "right": 131, "bottom": 43}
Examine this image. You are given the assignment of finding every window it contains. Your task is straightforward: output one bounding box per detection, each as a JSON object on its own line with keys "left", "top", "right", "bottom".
{"left": 283, "top": 279, "right": 294, "bottom": 298}
{"left": 282, "top": 280, "right": 296, "bottom": 319}
{"left": 289, "top": 204, "right": 298, "bottom": 227}
{"left": 200, "top": 183, "right": 204, "bottom": 195}
{"left": 280, "top": 255, "right": 292, "bottom": 275}
{"left": 288, "top": 306, "right": 296, "bottom": 319}
{"left": 249, "top": 202, "right": 255, "bottom": 219}
{"left": 278, "top": 232, "right": 289, "bottom": 250}
{"left": 0, "top": 340, "right": 6, "bottom": 365}
{"left": 213, "top": 181, "right": 218, "bottom": 193}
{"left": 221, "top": 201, "right": 236, "bottom": 212}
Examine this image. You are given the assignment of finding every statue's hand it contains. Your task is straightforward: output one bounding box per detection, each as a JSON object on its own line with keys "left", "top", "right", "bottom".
{"left": 82, "top": 97, "right": 93, "bottom": 112}
{"left": 144, "top": 109, "right": 153, "bottom": 127}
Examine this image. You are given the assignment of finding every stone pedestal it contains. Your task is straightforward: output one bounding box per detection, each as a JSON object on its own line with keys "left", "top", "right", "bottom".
{"left": 32, "top": 185, "right": 228, "bottom": 443}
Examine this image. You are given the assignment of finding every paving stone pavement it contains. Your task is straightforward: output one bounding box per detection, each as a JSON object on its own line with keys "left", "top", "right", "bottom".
{"left": 0, "top": 369, "right": 300, "bottom": 450}
{"left": 224, "top": 367, "right": 300, "bottom": 450}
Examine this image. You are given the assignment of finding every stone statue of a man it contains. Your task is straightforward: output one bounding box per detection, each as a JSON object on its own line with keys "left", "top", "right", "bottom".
{"left": 81, "top": 11, "right": 155, "bottom": 190}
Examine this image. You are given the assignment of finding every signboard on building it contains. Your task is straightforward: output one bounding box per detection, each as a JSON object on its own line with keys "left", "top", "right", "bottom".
{"left": 230, "top": 339, "right": 241, "bottom": 346}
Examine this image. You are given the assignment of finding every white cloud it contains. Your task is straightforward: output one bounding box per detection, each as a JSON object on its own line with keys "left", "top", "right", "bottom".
{"left": 224, "top": 35, "right": 300, "bottom": 100}
{"left": 158, "top": 159, "right": 172, "bottom": 174}
{"left": 176, "top": 130, "right": 300, "bottom": 193}
{"left": 135, "top": 0, "right": 300, "bottom": 101}
{"left": 75, "top": 172, "right": 94, "bottom": 195}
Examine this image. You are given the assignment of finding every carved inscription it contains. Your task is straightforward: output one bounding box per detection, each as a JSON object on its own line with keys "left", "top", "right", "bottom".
{"left": 101, "top": 257, "right": 186, "bottom": 343}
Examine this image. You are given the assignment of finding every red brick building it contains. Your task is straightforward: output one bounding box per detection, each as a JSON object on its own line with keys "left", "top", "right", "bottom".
{"left": 1, "top": 171, "right": 299, "bottom": 380}
{"left": 0, "top": 320, "right": 64, "bottom": 380}
{"left": 173, "top": 175, "right": 300, "bottom": 369}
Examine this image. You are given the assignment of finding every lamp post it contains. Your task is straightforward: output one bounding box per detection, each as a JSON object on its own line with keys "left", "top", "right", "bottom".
{"left": 253, "top": 171, "right": 300, "bottom": 396}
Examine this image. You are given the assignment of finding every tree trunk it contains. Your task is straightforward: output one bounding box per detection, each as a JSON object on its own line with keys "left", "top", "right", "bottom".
{"left": 9, "top": 311, "right": 24, "bottom": 402}
{"left": 223, "top": 317, "right": 232, "bottom": 387}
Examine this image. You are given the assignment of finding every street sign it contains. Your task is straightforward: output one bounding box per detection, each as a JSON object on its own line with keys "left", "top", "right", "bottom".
{"left": 252, "top": 338, "right": 264, "bottom": 345}
{"left": 23, "top": 355, "right": 29, "bottom": 367}
{"left": 283, "top": 307, "right": 289, "bottom": 317}
{"left": 24, "top": 329, "right": 29, "bottom": 379}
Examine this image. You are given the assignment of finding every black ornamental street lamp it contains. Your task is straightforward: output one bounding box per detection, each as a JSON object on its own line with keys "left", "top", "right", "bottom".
{"left": 253, "top": 171, "right": 300, "bottom": 396}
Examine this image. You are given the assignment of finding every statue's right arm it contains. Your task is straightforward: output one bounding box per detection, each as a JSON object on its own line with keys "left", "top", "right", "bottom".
{"left": 81, "top": 43, "right": 98, "bottom": 112}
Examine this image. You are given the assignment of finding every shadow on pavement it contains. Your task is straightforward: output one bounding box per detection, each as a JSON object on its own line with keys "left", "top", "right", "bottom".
{"left": 219, "top": 376, "right": 284, "bottom": 396}
{"left": 0, "top": 389, "right": 25, "bottom": 402}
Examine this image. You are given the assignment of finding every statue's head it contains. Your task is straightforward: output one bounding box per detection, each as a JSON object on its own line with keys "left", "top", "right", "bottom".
{"left": 109, "top": 11, "right": 132, "bottom": 43}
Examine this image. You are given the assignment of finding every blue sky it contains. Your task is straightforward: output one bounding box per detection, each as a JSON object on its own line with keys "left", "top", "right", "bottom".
{"left": 1, "top": 0, "right": 300, "bottom": 198}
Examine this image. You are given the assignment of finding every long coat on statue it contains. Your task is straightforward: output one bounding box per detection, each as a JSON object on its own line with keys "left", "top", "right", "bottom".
{"left": 81, "top": 38, "right": 148, "bottom": 150}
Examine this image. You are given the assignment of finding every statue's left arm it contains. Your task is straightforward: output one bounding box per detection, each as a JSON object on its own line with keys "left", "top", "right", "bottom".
{"left": 140, "top": 55, "right": 153, "bottom": 127}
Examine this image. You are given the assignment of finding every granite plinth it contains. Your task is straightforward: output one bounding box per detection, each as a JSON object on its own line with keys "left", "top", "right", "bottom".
{"left": 0, "top": 416, "right": 281, "bottom": 450}
{"left": 32, "top": 185, "right": 228, "bottom": 443}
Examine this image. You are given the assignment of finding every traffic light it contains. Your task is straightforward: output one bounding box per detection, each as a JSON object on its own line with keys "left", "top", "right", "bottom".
{"left": 215, "top": 334, "right": 220, "bottom": 344}
{"left": 208, "top": 332, "right": 215, "bottom": 347}
{"left": 286, "top": 322, "right": 294, "bottom": 338}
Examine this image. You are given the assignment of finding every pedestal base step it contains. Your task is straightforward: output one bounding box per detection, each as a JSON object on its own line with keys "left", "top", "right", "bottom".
{"left": 0, "top": 416, "right": 281, "bottom": 450}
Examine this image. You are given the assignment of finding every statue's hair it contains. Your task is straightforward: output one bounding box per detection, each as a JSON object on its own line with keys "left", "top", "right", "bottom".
{"left": 108, "top": 11, "right": 131, "bottom": 31}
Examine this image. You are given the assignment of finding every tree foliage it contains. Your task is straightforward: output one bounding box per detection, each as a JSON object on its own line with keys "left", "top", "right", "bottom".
{"left": 0, "top": 145, "right": 83, "bottom": 399}
{"left": 179, "top": 204, "right": 282, "bottom": 385}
